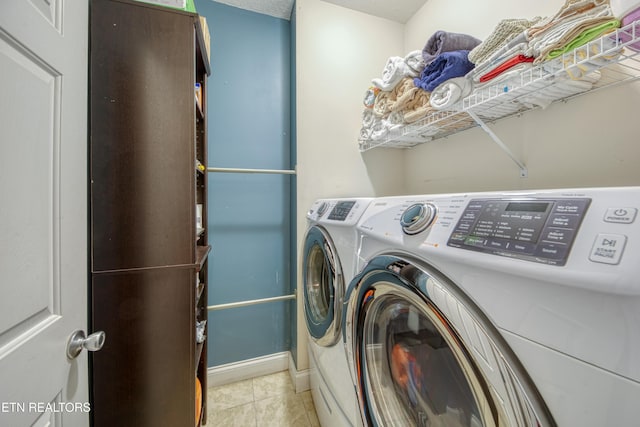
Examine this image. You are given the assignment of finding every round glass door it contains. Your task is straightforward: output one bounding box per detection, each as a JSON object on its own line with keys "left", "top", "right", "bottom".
{"left": 362, "top": 288, "right": 483, "bottom": 427}
{"left": 346, "top": 256, "right": 555, "bottom": 427}
{"left": 303, "top": 226, "right": 343, "bottom": 346}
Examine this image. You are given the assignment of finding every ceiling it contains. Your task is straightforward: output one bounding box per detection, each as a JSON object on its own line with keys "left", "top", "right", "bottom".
{"left": 211, "top": 0, "right": 428, "bottom": 23}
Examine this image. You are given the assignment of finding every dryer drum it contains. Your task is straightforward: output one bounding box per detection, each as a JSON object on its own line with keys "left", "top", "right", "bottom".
{"left": 345, "top": 254, "right": 556, "bottom": 427}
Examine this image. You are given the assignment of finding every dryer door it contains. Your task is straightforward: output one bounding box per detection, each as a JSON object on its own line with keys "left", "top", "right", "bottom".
{"left": 303, "top": 225, "right": 344, "bottom": 346}
{"left": 344, "top": 255, "right": 555, "bottom": 427}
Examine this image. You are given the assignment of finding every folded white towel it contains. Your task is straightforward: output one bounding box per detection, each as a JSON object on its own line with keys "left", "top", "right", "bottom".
{"left": 361, "top": 108, "right": 375, "bottom": 128}
{"left": 372, "top": 56, "right": 419, "bottom": 91}
{"left": 430, "top": 77, "right": 473, "bottom": 110}
{"left": 360, "top": 125, "right": 373, "bottom": 141}
{"left": 404, "top": 50, "right": 426, "bottom": 74}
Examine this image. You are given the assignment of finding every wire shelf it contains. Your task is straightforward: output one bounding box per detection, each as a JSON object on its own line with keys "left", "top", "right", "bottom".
{"left": 359, "top": 20, "right": 640, "bottom": 152}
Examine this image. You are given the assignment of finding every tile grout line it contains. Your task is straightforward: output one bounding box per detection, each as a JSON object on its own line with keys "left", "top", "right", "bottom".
{"left": 251, "top": 376, "right": 258, "bottom": 427}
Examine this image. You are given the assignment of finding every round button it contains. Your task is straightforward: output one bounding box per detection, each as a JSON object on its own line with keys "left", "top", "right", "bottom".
{"left": 317, "top": 202, "right": 329, "bottom": 217}
{"left": 400, "top": 203, "right": 437, "bottom": 235}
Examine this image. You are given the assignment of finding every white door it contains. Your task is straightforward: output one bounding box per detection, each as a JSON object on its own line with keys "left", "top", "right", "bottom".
{"left": 0, "top": 1, "right": 90, "bottom": 426}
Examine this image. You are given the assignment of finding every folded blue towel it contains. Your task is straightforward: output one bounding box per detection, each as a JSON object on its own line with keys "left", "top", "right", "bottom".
{"left": 414, "top": 50, "right": 475, "bottom": 92}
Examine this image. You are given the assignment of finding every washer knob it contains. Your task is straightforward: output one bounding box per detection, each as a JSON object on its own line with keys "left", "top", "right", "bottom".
{"left": 400, "top": 203, "right": 437, "bottom": 235}
{"left": 317, "top": 202, "right": 329, "bottom": 217}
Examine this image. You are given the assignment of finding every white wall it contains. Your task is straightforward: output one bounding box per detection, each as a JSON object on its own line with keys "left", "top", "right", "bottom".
{"left": 294, "top": 0, "right": 405, "bottom": 370}
{"left": 403, "top": 0, "right": 640, "bottom": 194}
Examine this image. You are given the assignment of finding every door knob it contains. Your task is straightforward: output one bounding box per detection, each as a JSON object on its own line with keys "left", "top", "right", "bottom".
{"left": 66, "top": 330, "right": 106, "bottom": 360}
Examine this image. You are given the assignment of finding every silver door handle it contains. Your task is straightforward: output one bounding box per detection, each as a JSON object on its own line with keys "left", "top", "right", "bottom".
{"left": 66, "top": 330, "right": 106, "bottom": 360}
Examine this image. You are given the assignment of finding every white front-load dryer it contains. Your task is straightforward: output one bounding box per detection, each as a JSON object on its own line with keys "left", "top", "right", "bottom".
{"left": 345, "top": 187, "right": 640, "bottom": 427}
{"left": 303, "top": 198, "right": 372, "bottom": 427}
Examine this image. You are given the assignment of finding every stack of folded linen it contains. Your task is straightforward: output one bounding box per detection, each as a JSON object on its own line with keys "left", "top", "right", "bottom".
{"left": 467, "top": 17, "right": 543, "bottom": 87}
{"left": 372, "top": 51, "right": 426, "bottom": 92}
{"left": 414, "top": 31, "right": 481, "bottom": 92}
{"left": 469, "top": 18, "right": 545, "bottom": 65}
{"left": 467, "top": 0, "right": 621, "bottom": 89}
{"left": 421, "top": 30, "right": 482, "bottom": 65}
{"left": 361, "top": 77, "right": 433, "bottom": 141}
{"left": 361, "top": 33, "right": 481, "bottom": 141}
{"left": 361, "top": 50, "right": 432, "bottom": 142}
{"left": 527, "top": 0, "right": 620, "bottom": 63}
{"left": 403, "top": 90, "right": 435, "bottom": 123}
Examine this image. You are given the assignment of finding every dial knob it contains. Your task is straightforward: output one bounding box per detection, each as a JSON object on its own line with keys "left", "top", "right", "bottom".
{"left": 400, "top": 203, "right": 437, "bottom": 235}
{"left": 317, "top": 202, "right": 329, "bottom": 217}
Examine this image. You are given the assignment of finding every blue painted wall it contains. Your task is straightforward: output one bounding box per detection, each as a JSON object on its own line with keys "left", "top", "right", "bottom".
{"left": 194, "top": 0, "right": 293, "bottom": 367}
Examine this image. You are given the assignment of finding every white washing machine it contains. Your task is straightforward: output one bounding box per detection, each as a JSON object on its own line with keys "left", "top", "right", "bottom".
{"left": 303, "top": 198, "right": 372, "bottom": 427}
{"left": 344, "top": 187, "right": 640, "bottom": 427}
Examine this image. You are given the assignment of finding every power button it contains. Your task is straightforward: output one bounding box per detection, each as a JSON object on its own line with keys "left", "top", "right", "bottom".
{"left": 604, "top": 207, "right": 637, "bottom": 224}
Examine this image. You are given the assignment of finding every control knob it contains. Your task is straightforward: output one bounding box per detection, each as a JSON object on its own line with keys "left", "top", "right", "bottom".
{"left": 317, "top": 202, "right": 329, "bottom": 217}
{"left": 400, "top": 203, "right": 437, "bottom": 235}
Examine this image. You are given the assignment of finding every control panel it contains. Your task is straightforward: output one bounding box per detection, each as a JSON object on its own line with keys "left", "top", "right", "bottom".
{"left": 308, "top": 198, "right": 373, "bottom": 225}
{"left": 447, "top": 198, "right": 591, "bottom": 266}
{"left": 328, "top": 201, "right": 357, "bottom": 221}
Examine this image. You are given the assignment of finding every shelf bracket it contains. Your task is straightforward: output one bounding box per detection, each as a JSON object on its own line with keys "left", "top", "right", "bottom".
{"left": 467, "top": 111, "right": 528, "bottom": 178}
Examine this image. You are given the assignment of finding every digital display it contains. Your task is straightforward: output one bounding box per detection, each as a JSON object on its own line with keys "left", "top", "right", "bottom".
{"left": 328, "top": 201, "right": 356, "bottom": 221}
{"left": 505, "top": 202, "right": 550, "bottom": 212}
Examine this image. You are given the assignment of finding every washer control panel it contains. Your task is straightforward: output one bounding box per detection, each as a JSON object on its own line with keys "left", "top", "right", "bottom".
{"left": 447, "top": 198, "right": 591, "bottom": 266}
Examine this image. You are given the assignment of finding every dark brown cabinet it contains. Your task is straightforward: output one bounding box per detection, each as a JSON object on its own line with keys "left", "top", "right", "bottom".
{"left": 89, "top": 0, "right": 210, "bottom": 425}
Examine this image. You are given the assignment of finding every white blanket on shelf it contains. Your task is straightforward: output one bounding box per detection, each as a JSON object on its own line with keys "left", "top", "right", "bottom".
{"left": 404, "top": 50, "right": 426, "bottom": 74}
{"left": 372, "top": 56, "right": 419, "bottom": 91}
{"left": 429, "top": 77, "right": 473, "bottom": 110}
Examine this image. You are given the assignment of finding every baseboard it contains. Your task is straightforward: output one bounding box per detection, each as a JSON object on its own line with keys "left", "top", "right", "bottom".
{"left": 206, "top": 351, "right": 311, "bottom": 392}
{"left": 207, "top": 351, "right": 290, "bottom": 387}
{"left": 288, "top": 352, "right": 310, "bottom": 393}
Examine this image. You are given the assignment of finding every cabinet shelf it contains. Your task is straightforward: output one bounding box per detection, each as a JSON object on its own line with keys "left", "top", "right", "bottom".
{"left": 359, "top": 20, "right": 640, "bottom": 152}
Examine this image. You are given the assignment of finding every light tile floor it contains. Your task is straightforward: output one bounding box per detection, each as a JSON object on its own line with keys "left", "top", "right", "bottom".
{"left": 206, "top": 371, "right": 320, "bottom": 427}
